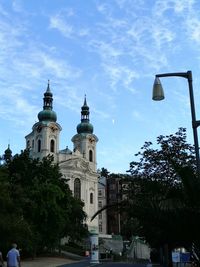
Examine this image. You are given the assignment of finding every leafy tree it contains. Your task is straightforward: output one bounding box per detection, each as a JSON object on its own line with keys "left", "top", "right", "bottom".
{"left": 0, "top": 150, "right": 87, "bottom": 255}
{"left": 129, "top": 127, "right": 195, "bottom": 183}
{"left": 92, "top": 128, "right": 200, "bottom": 266}
{"left": 125, "top": 128, "right": 200, "bottom": 265}
{"left": 0, "top": 164, "right": 33, "bottom": 255}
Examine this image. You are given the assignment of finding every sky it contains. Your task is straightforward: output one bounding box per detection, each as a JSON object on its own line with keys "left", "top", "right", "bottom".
{"left": 1, "top": 0, "right": 200, "bottom": 173}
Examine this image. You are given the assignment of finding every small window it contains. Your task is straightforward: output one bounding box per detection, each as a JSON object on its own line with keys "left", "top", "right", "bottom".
{"left": 99, "top": 223, "right": 102, "bottom": 233}
{"left": 90, "top": 193, "right": 93, "bottom": 204}
{"left": 89, "top": 150, "right": 93, "bottom": 162}
{"left": 32, "top": 140, "right": 34, "bottom": 149}
{"left": 38, "top": 140, "right": 41, "bottom": 152}
{"left": 98, "top": 201, "right": 102, "bottom": 208}
{"left": 74, "top": 178, "right": 81, "bottom": 199}
{"left": 50, "top": 139, "right": 55, "bottom": 152}
{"left": 27, "top": 140, "right": 30, "bottom": 148}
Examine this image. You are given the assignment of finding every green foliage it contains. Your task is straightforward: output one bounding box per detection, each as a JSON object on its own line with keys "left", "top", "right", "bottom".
{"left": 126, "top": 128, "right": 199, "bottom": 249}
{"left": 0, "top": 150, "right": 87, "bottom": 255}
{"left": 129, "top": 128, "right": 195, "bottom": 183}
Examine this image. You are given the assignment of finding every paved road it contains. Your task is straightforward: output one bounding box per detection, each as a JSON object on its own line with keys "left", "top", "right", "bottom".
{"left": 58, "top": 259, "right": 148, "bottom": 267}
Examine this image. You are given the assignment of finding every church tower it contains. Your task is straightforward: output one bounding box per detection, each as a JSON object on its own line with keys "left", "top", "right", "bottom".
{"left": 26, "top": 88, "right": 100, "bottom": 263}
{"left": 72, "top": 96, "right": 98, "bottom": 172}
{"left": 25, "top": 82, "right": 62, "bottom": 161}
{"left": 4, "top": 144, "right": 12, "bottom": 164}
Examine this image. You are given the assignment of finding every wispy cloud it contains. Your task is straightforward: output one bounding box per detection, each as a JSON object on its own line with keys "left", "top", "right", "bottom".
{"left": 49, "top": 14, "right": 74, "bottom": 38}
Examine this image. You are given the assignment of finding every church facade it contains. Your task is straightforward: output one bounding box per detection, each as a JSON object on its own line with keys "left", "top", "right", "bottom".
{"left": 25, "top": 82, "right": 99, "bottom": 235}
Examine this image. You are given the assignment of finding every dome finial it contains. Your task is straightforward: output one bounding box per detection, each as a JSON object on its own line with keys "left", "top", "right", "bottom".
{"left": 47, "top": 80, "right": 51, "bottom": 92}
{"left": 84, "top": 94, "right": 87, "bottom": 106}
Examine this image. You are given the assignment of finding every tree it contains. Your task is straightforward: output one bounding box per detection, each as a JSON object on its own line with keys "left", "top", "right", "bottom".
{"left": 92, "top": 128, "right": 200, "bottom": 266}
{"left": 129, "top": 127, "right": 195, "bottom": 183}
{"left": 0, "top": 164, "right": 33, "bottom": 255}
{"left": 0, "top": 150, "right": 87, "bottom": 255}
{"left": 125, "top": 128, "right": 200, "bottom": 266}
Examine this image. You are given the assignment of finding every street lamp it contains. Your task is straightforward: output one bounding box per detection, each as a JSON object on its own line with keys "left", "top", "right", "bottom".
{"left": 152, "top": 70, "right": 200, "bottom": 175}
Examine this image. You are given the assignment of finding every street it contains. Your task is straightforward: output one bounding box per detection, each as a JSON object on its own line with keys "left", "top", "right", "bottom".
{"left": 58, "top": 259, "right": 149, "bottom": 267}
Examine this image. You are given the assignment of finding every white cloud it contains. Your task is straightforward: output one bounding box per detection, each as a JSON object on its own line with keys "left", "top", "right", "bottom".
{"left": 0, "top": 89, "right": 38, "bottom": 127}
{"left": 49, "top": 14, "right": 73, "bottom": 38}
{"left": 132, "top": 110, "right": 142, "bottom": 120}
{"left": 12, "top": 0, "right": 24, "bottom": 13}
{"left": 186, "top": 17, "right": 200, "bottom": 43}
{"left": 79, "top": 28, "right": 90, "bottom": 37}
{"left": 102, "top": 63, "right": 138, "bottom": 93}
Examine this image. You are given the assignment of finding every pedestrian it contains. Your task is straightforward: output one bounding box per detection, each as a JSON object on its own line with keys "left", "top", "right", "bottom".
{"left": 7, "top": 243, "right": 21, "bottom": 267}
{"left": 0, "top": 249, "right": 4, "bottom": 267}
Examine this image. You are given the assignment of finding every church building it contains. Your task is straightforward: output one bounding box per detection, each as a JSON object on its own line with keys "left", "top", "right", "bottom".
{"left": 25, "top": 82, "right": 99, "bottom": 236}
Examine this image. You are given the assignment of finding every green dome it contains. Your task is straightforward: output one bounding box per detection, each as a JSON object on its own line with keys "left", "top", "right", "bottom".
{"left": 38, "top": 109, "right": 57, "bottom": 122}
{"left": 77, "top": 122, "right": 93, "bottom": 134}
{"left": 4, "top": 145, "right": 12, "bottom": 163}
{"left": 37, "top": 81, "right": 57, "bottom": 122}
{"left": 4, "top": 146, "right": 12, "bottom": 156}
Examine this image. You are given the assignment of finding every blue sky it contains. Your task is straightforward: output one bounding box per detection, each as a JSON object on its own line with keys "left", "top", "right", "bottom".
{"left": 1, "top": 0, "right": 200, "bottom": 173}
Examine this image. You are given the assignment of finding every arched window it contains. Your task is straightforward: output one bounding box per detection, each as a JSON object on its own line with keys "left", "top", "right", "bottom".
{"left": 90, "top": 193, "right": 93, "bottom": 204}
{"left": 89, "top": 150, "right": 93, "bottom": 162}
{"left": 38, "top": 139, "right": 41, "bottom": 152}
{"left": 50, "top": 139, "right": 55, "bottom": 152}
{"left": 27, "top": 140, "right": 30, "bottom": 148}
{"left": 74, "top": 178, "right": 81, "bottom": 199}
{"left": 32, "top": 140, "right": 34, "bottom": 149}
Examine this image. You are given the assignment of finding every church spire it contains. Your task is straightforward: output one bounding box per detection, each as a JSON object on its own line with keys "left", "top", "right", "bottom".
{"left": 77, "top": 96, "right": 93, "bottom": 134}
{"left": 38, "top": 81, "right": 57, "bottom": 122}
{"left": 43, "top": 80, "right": 53, "bottom": 110}
{"left": 4, "top": 144, "right": 12, "bottom": 164}
{"left": 81, "top": 95, "right": 90, "bottom": 123}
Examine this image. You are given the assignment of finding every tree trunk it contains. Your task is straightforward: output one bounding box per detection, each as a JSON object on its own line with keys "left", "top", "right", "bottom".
{"left": 163, "top": 243, "right": 173, "bottom": 267}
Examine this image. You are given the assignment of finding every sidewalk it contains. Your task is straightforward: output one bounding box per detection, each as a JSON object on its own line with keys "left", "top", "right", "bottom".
{"left": 14, "top": 257, "right": 77, "bottom": 267}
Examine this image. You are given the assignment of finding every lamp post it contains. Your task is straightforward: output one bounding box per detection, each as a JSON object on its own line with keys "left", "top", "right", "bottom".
{"left": 152, "top": 70, "right": 200, "bottom": 175}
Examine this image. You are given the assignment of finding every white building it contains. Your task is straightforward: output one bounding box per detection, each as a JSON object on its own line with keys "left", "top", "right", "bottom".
{"left": 25, "top": 82, "right": 99, "bottom": 234}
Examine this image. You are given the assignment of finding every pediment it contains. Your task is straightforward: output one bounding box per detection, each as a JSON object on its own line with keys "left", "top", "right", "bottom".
{"left": 59, "top": 157, "right": 91, "bottom": 172}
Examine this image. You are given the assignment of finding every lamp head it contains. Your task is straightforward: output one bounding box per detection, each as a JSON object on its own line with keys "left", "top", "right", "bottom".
{"left": 152, "top": 77, "right": 165, "bottom": 101}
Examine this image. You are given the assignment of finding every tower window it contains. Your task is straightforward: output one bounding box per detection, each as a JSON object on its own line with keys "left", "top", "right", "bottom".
{"left": 89, "top": 150, "right": 93, "bottom": 162}
{"left": 27, "top": 140, "right": 30, "bottom": 148}
{"left": 50, "top": 139, "right": 55, "bottom": 153}
{"left": 74, "top": 178, "right": 81, "bottom": 199}
{"left": 32, "top": 140, "right": 34, "bottom": 149}
{"left": 90, "top": 193, "right": 93, "bottom": 204}
{"left": 38, "top": 139, "right": 41, "bottom": 152}
{"left": 99, "top": 222, "right": 102, "bottom": 233}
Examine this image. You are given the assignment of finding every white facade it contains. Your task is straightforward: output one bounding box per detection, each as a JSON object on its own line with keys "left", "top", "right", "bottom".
{"left": 25, "top": 83, "right": 99, "bottom": 233}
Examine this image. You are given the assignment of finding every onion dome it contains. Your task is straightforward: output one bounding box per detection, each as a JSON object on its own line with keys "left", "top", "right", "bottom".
{"left": 77, "top": 96, "right": 93, "bottom": 134}
{"left": 38, "top": 81, "right": 57, "bottom": 122}
{"left": 4, "top": 144, "right": 12, "bottom": 163}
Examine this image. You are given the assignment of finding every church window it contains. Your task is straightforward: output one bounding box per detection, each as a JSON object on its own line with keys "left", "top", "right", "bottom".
{"left": 50, "top": 139, "right": 55, "bottom": 153}
{"left": 27, "top": 140, "right": 30, "bottom": 148}
{"left": 32, "top": 140, "right": 34, "bottom": 149}
{"left": 89, "top": 150, "right": 93, "bottom": 162}
{"left": 98, "top": 201, "right": 102, "bottom": 208}
{"left": 38, "top": 139, "right": 41, "bottom": 152}
{"left": 99, "top": 222, "right": 102, "bottom": 233}
{"left": 90, "top": 192, "right": 93, "bottom": 204}
{"left": 74, "top": 178, "right": 81, "bottom": 199}
{"left": 98, "top": 189, "right": 102, "bottom": 196}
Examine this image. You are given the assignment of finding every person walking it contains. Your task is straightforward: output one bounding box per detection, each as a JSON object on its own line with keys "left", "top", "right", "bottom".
{"left": 7, "top": 244, "right": 21, "bottom": 267}
{"left": 0, "top": 249, "right": 4, "bottom": 267}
